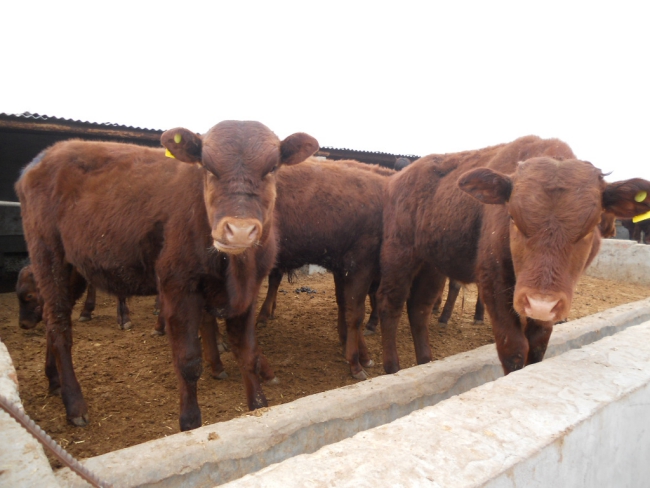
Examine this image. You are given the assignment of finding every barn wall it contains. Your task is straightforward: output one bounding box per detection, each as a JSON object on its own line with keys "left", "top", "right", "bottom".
{"left": 52, "top": 299, "right": 650, "bottom": 487}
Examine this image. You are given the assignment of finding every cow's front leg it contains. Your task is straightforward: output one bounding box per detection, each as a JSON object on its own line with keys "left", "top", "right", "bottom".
{"left": 524, "top": 318, "right": 553, "bottom": 365}
{"left": 162, "top": 290, "right": 204, "bottom": 431}
{"left": 481, "top": 284, "right": 528, "bottom": 374}
{"left": 226, "top": 307, "right": 269, "bottom": 410}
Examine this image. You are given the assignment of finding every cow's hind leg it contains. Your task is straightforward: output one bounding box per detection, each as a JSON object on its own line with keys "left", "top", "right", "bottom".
{"left": 200, "top": 312, "right": 227, "bottom": 379}
{"left": 78, "top": 284, "right": 96, "bottom": 322}
{"left": 407, "top": 266, "right": 446, "bottom": 365}
{"left": 438, "top": 278, "right": 461, "bottom": 325}
{"left": 339, "top": 270, "right": 375, "bottom": 380}
{"left": 117, "top": 296, "right": 133, "bottom": 330}
{"left": 473, "top": 296, "right": 485, "bottom": 325}
{"left": 363, "top": 279, "right": 380, "bottom": 335}
{"left": 377, "top": 252, "right": 419, "bottom": 374}
{"left": 257, "top": 268, "right": 283, "bottom": 325}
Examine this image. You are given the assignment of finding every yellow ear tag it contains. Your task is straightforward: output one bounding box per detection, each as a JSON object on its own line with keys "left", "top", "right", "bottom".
{"left": 165, "top": 148, "right": 176, "bottom": 159}
{"left": 633, "top": 209, "right": 650, "bottom": 223}
{"left": 174, "top": 133, "right": 182, "bottom": 144}
{"left": 635, "top": 190, "right": 647, "bottom": 202}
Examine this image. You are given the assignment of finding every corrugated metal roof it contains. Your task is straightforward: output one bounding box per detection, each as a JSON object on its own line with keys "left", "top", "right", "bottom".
{"left": 0, "top": 112, "right": 419, "bottom": 160}
{"left": 318, "top": 145, "right": 419, "bottom": 160}
{"left": 0, "top": 112, "right": 163, "bottom": 133}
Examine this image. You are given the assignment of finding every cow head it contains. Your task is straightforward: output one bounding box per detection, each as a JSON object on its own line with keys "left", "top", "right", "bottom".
{"left": 16, "top": 265, "right": 43, "bottom": 329}
{"left": 161, "top": 121, "right": 318, "bottom": 254}
{"left": 459, "top": 157, "right": 650, "bottom": 322}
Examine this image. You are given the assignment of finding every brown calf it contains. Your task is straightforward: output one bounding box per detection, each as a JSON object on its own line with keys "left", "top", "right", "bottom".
{"left": 378, "top": 135, "right": 650, "bottom": 374}
{"left": 256, "top": 158, "right": 390, "bottom": 379}
{"left": 16, "top": 121, "right": 318, "bottom": 430}
{"left": 17, "top": 265, "right": 135, "bottom": 330}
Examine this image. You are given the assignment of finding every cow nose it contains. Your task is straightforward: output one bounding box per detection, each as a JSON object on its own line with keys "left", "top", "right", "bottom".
{"left": 523, "top": 295, "right": 560, "bottom": 321}
{"left": 213, "top": 218, "right": 263, "bottom": 253}
{"left": 224, "top": 222, "right": 259, "bottom": 245}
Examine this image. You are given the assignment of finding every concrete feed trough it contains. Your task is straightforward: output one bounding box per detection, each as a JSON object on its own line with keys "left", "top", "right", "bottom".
{"left": 1, "top": 239, "right": 649, "bottom": 487}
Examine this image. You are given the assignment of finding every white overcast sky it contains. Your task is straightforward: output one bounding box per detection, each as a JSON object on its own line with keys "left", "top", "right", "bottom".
{"left": 2, "top": 1, "right": 649, "bottom": 181}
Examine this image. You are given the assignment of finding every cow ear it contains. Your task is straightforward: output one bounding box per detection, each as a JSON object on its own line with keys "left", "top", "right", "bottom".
{"left": 458, "top": 168, "right": 512, "bottom": 204}
{"left": 280, "top": 133, "right": 319, "bottom": 166}
{"left": 602, "top": 178, "right": 650, "bottom": 219}
{"left": 161, "top": 128, "right": 202, "bottom": 163}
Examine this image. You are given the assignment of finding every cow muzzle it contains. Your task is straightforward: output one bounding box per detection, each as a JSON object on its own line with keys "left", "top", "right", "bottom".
{"left": 212, "top": 218, "right": 262, "bottom": 254}
{"left": 514, "top": 289, "right": 568, "bottom": 322}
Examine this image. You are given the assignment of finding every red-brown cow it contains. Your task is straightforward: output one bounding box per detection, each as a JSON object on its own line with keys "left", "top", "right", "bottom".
{"left": 17, "top": 264, "right": 135, "bottom": 330}
{"left": 378, "top": 135, "right": 650, "bottom": 374}
{"left": 16, "top": 121, "right": 318, "bottom": 430}
{"left": 255, "top": 158, "right": 390, "bottom": 379}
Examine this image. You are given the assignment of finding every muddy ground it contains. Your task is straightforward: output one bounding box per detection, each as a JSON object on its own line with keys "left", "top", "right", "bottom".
{"left": 1, "top": 271, "right": 649, "bottom": 467}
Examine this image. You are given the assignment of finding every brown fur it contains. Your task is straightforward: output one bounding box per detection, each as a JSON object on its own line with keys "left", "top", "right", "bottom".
{"left": 255, "top": 159, "right": 392, "bottom": 379}
{"left": 378, "top": 135, "right": 650, "bottom": 374}
{"left": 15, "top": 121, "right": 318, "bottom": 430}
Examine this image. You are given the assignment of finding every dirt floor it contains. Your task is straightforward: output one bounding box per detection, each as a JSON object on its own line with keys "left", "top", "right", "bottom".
{"left": 1, "top": 271, "right": 650, "bottom": 468}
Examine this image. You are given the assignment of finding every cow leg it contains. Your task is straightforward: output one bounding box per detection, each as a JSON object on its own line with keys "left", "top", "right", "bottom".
{"left": 332, "top": 272, "right": 347, "bottom": 345}
{"left": 377, "top": 252, "right": 420, "bottom": 374}
{"left": 364, "top": 279, "right": 379, "bottom": 335}
{"left": 78, "top": 284, "right": 96, "bottom": 322}
{"left": 45, "top": 329, "right": 61, "bottom": 396}
{"left": 340, "top": 270, "right": 375, "bottom": 380}
{"left": 36, "top": 257, "right": 89, "bottom": 426}
{"left": 432, "top": 293, "right": 443, "bottom": 313}
{"left": 438, "top": 278, "right": 461, "bottom": 325}
{"left": 117, "top": 296, "right": 133, "bottom": 330}
{"left": 257, "top": 268, "right": 283, "bottom": 325}
{"left": 407, "top": 266, "right": 446, "bottom": 365}
{"left": 225, "top": 307, "right": 269, "bottom": 411}
{"left": 162, "top": 290, "right": 204, "bottom": 431}
{"left": 200, "top": 312, "right": 227, "bottom": 379}
{"left": 480, "top": 284, "right": 528, "bottom": 374}
{"left": 524, "top": 318, "right": 553, "bottom": 365}
{"left": 473, "top": 296, "right": 485, "bottom": 325}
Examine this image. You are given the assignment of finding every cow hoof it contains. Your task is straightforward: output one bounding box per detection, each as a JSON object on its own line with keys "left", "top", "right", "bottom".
{"left": 212, "top": 370, "right": 228, "bottom": 380}
{"left": 120, "top": 321, "right": 133, "bottom": 331}
{"left": 352, "top": 369, "right": 368, "bottom": 381}
{"left": 150, "top": 328, "right": 165, "bottom": 337}
{"left": 49, "top": 387, "right": 62, "bottom": 397}
{"left": 78, "top": 316, "right": 91, "bottom": 322}
{"left": 266, "top": 376, "right": 280, "bottom": 385}
{"left": 362, "top": 359, "right": 375, "bottom": 368}
{"left": 69, "top": 414, "right": 89, "bottom": 427}
{"left": 473, "top": 320, "right": 484, "bottom": 325}
{"left": 363, "top": 328, "right": 376, "bottom": 336}
{"left": 217, "top": 342, "right": 231, "bottom": 353}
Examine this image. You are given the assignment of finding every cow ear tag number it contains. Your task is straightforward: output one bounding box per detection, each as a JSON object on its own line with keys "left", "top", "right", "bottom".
{"left": 633, "top": 190, "right": 650, "bottom": 223}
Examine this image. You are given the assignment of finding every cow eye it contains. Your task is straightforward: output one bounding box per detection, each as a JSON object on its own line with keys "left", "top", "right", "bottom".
{"left": 26, "top": 294, "right": 34, "bottom": 300}
{"left": 265, "top": 165, "right": 278, "bottom": 177}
